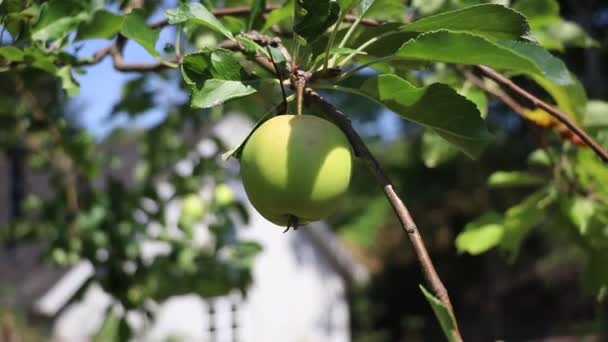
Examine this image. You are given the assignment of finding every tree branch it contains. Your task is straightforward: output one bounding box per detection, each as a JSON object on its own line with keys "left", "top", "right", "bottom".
{"left": 477, "top": 65, "right": 608, "bottom": 163}
{"left": 463, "top": 70, "right": 527, "bottom": 115}
{"left": 304, "top": 89, "right": 463, "bottom": 341}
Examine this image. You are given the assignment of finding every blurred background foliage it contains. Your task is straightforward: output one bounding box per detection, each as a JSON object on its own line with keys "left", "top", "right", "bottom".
{"left": 0, "top": 0, "right": 608, "bottom": 341}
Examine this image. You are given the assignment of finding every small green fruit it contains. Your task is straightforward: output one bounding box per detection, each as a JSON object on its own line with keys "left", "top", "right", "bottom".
{"left": 179, "top": 194, "right": 206, "bottom": 228}
{"left": 240, "top": 114, "right": 352, "bottom": 226}
{"left": 214, "top": 183, "right": 235, "bottom": 207}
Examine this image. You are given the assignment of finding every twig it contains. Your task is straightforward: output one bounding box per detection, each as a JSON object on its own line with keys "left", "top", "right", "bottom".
{"left": 463, "top": 70, "right": 527, "bottom": 115}
{"left": 304, "top": 89, "right": 463, "bottom": 341}
{"left": 477, "top": 65, "right": 608, "bottom": 163}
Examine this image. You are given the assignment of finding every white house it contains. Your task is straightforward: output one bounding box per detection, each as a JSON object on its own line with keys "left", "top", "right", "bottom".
{"left": 1, "top": 114, "right": 368, "bottom": 341}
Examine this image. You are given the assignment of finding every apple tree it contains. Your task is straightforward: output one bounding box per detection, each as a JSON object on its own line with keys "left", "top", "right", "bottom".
{"left": 1, "top": 0, "right": 607, "bottom": 340}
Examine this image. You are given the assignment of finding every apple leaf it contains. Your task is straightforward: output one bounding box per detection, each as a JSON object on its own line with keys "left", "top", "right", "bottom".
{"left": 421, "top": 131, "right": 459, "bottom": 168}
{"left": 395, "top": 30, "right": 572, "bottom": 86}
{"left": 247, "top": 0, "right": 266, "bottom": 31}
{"left": 402, "top": 4, "right": 530, "bottom": 41}
{"left": 420, "top": 285, "right": 459, "bottom": 342}
{"left": 293, "top": 0, "right": 340, "bottom": 44}
{"left": 121, "top": 9, "right": 159, "bottom": 57}
{"left": 581, "top": 250, "right": 608, "bottom": 302}
{"left": 0, "top": 46, "right": 24, "bottom": 61}
{"left": 32, "top": 0, "right": 89, "bottom": 42}
{"left": 346, "top": 74, "right": 491, "bottom": 158}
{"left": 165, "top": 2, "right": 234, "bottom": 40}
{"left": 56, "top": 66, "right": 80, "bottom": 97}
{"left": 456, "top": 212, "right": 504, "bottom": 255}
{"left": 181, "top": 49, "right": 268, "bottom": 109}
{"left": 531, "top": 73, "right": 587, "bottom": 121}
{"left": 487, "top": 171, "right": 545, "bottom": 188}
{"left": 500, "top": 190, "right": 550, "bottom": 260}
{"left": 583, "top": 101, "right": 608, "bottom": 128}
{"left": 76, "top": 9, "right": 123, "bottom": 41}
{"left": 262, "top": 0, "right": 294, "bottom": 32}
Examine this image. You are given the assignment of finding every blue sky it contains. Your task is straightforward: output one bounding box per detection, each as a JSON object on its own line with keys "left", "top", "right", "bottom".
{"left": 70, "top": 2, "right": 403, "bottom": 140}
{"left": 71, "top": 5, "right": 179, "bottom": 139}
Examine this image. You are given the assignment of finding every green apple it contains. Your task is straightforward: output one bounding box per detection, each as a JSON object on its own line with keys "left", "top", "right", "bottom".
{"left": 179, "top": 193, "right": 206, "bottom": 228}
{"left": 214, "top": 183, "right": 235, "bottom": 207}
{"left": 239, "top": 114, "right": 352, "bottom": 226}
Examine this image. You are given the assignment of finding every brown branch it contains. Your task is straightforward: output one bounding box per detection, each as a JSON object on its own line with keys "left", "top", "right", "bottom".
{"left": 477, "top": 65, "right": 608, "bottom": 163}
{"left": 304, "top": 89, "right": 462, "bottom": 341}
{"left": 463, "top": 70, "right": 527, "bottom": 115}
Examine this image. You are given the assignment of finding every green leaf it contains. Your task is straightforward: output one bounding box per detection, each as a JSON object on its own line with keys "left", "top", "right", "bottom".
{"left": 419, "top": 285, "right": 459, "bottom": 342}
{"left": 402, "top": 4, "right": 530, "bottom": 41}
{"left": 339, "top": 196, "right": 388, "bottom": 248}
{"left": 499, "top": 40, "right": 572, "bottom": 85}
{"left": 562, "top": 197, "right": 596, "bottom": 235}
{"left": 76, "top": 9, "right": 123, "bottom": 41}
{"left": 357, "top": 0, "right": 377, "bottom": 16}
{"left": 540, "top": 21, "right": 598, "bottom": 49}
{"left": 513, "top": 0, "right": 559, "bottom": 28}
{"left": 530, "top": 73, "right": 586, "bottom": 121}
{"left": 500, "top": 190, "right": 550, "bottom": 259}
{"left": 394, "top": 30, "right": 572, "bottom": 85}
{"left": 583, "top": 101, "right": 608, "bottom": 128}
{"left": 181, "top": 49, "right": 266, "bottom": 109}
{"left": 93, "top": 309, "right": 131, "bottom": 342}
{"left": 0, "top": 46, "right": 24, "bottom": 61}
{"left": 421, "top": 131, "right": 459, "bottom": 168}
{"left": 191, "top": 79, "right": 257, "bottom": 109}
{"left": 354, "top": 74, "right": 491, "bottom": 158}
{"left": 56, "top": 66, "right": 80, "bottom": 97}
{"left": 121, "top": 9, "right": 159, "bottom": 57}
{"left": 365, "top": 0, "right": 406, "bottom": 20}
{"left": 294, "top": 0, "right": 340, "bottom": 44}
{"left": 412, "top": 0, "right": 446, "bottom": 15}
{"left": 165, "top": 2, "right": 234, "bottom": 40}
{"left": 112, "top": 76, "right": 154, "bottom": 116}
{"left": 338, "top": 0, "right": 355, "bottom": 11}
{"left": 487, "top": 171, "right": 544, "bottom": 188}
{"left": 262, "top": 0, "right": 294, "bottom": 31}
{"left": 581, "top": 250, "right": 608, "bottom": 302}
{"left": 247, "top": 0, "right": 266, "bottom": 31}
{"left": 458, "top": 85, "right": 488, "bottom": 118}
{"left": 23, "top": 47, "right": 57, "bottom": 73}
{"left": 331, "top": 47, "right": 367, "bottom": 56}
{"left": 456, "top": 212, "right": 504, "bottom": 255}
{"left": 32, "top": 0, "right": 89, "bottom": 42}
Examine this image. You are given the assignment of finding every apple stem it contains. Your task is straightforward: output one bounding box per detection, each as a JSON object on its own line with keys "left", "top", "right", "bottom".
{"left": 295, "top": 76, "right": 305, "bottom": 116}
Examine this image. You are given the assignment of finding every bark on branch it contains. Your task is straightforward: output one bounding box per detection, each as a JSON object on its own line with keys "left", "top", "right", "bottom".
{"left": 477, "top": 65, "right": 608, "bottom": 163}
{"left": 304, "top": 89, "right": 463, "bottom": 341}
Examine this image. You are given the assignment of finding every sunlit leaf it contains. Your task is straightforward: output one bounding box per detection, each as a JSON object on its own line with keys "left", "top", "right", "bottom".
{"left": 76, "top": 9, "right": 123, "bottom": 41}
{"left": 165, "top": 2, "right": 234, "bottom": 40}
{"left": 420, "top": 285, "right": 459, "bottom": 342}
{"left": 353, "top": 74, "right": 491, "bottom": 158}
{"left": 121, "top": 9, "right": 159, "bottom": 57}
{"left": 456, "top": 212, "right": 504, "bottom": 255}
{"left": 488, "top": 171, "right": 545, "bottom": 188}
{"left": 294, "top": 0, "right": 340, "bottom": 44}
{"left": 402, "top": 4, "right": 530, "bottom": 41}
{"left": 395, "top": 31, "right": 572, "bottom": 85}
